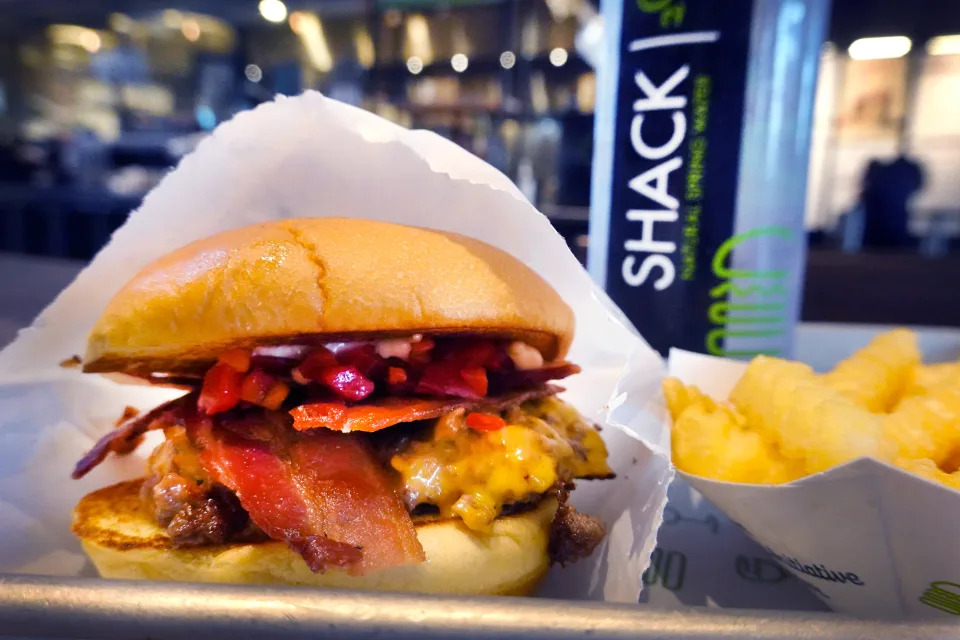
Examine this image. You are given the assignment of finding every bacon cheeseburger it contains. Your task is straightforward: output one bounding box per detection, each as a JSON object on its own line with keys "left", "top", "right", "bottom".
{"left": 71, "top": 218, "right": 612, "bottom": 595}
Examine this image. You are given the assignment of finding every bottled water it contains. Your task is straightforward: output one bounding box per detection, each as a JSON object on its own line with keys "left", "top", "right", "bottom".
{"left": 588, "top": 0, "right": 831, "bottom": 358}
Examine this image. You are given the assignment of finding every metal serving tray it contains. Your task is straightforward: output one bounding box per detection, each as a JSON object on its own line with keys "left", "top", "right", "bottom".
{"left": 1, "top": 574, "right": 955, "bottom": 640}
{"left": 2, "top": 264, "right": 957, "bottom": 640}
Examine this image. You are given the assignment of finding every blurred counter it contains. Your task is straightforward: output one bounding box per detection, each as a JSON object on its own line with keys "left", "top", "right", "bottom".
{"left": 0, "top": 252, "right": 83, "bottom": 348}
{"left": 803, "top": 249, "right": 960, "bottom": 327}
{"left": 0, "top": 188, "right": 590, "bottom": 263}
{"left": 4, "top": 248, "right": 960, "bottom": 351}
{"left": 0, "top": 185, "right": 142, "bottom": 259}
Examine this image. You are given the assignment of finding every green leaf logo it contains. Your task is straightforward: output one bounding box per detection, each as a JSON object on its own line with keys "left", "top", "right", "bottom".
{"left": 638, "top": 0, "right": 673, "bottom": 10}
{"left": 636, "top": 0, "right": 686, "bottom": 28}
{"left": 920, "top": 581, "right": 960, "bottom": 615}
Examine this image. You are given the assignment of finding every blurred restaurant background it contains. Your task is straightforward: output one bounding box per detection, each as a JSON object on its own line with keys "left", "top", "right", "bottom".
{"left": 0, "top": 0, "right": 958, "bottom": 329}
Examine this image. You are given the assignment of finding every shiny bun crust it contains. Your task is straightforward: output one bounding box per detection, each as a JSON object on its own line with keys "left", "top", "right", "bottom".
{"left": 83, "top": 218, "right": 574, "bottom": 375}
{"left": 73, "top": 480, "right": 554, "bottom": 596}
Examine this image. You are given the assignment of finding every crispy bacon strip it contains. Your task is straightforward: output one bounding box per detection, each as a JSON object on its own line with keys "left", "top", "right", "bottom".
{"left": 488, "top": 363, "right": 580, "bottom": 394}
{"left": 72, "top": 393, "right": 197, "bottom": 479}
{"left": 290, "top": 385, "right": 560, "bottom": 433}
{"left": 188, "top": 415, "right": 425, "bottom": 574}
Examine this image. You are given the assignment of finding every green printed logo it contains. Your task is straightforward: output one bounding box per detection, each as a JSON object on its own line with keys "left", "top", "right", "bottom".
{"left": 920, "top": 581, "right": 960, "bottom": 615}
{"left": 637, "top": 0, "right": 685, "bottom": 28}
{"left": 706, "top": 227, "right": 793, "bottom": 358}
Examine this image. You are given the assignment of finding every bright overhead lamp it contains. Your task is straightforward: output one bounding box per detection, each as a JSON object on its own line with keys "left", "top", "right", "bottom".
{"left": 290, "top": 12, "right": 333, "bottom": 72}
{"left": 451, "top": 53, "right": 468, "bottom": 72}
{"left": 848, "top": 36, "right": 912, "bottom": 60}
{"left": 181, "top": 19, "right": 201, "bottom": 42}
{"left": 927, "top": 35, "right": 960, "bottom": 56}
{"left": 406, "top": 56, "right": 424, "bottom": 75}
{"left": 549, "top": 47, "right": 568, "bottom": 66}
{"left": 259, "top": 0, "right": 288, "bottom": 24}
{"left": 244, "top": 64, "right": 263, "bottom": 82}
{"left": 79, "top": 30, "right": 102, "bottom": 53}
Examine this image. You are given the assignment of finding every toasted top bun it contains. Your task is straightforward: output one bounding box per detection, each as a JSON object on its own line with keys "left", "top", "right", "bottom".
{"left": 73, "top": 479, "right": 554, "bottom": 596}
{"left": 84, "top": 218, "right": 574, "bottom": 375}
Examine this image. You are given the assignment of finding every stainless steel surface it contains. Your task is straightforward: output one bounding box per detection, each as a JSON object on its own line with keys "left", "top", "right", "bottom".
{"left": 0, "top": 574, "right": 955, "bottom": 640}
{"left": 1, "top": 257, "right": 958, "bottom": 636}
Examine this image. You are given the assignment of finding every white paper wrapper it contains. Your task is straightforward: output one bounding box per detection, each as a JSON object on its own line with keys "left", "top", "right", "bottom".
{"left": 668, "top": 348, "right": 960, "bottom": 619}
{"left": 639, "top": 477, "right": 829, "bottom": 612}
{"left": 0, "top": 92, "right": 672, "bottom": 603}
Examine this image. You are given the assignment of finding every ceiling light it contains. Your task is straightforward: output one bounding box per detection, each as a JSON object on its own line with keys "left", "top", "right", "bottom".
{"left": 500, "top": 51, "right": 516, "bottom": 69}
{"left": 291, "top": 13, "right": 333, "bottom": 72}
{"left": 181, "top": 19, "right": 201, "bottom": 42}
{"left": 549, "top": 47, "right": 568, "bottom": 66}
{"left": 109, "top": 13, "right": 133, "bottom": 33}
{"left": 259, "top": 0, "right": 288, "bottom": 24}
{"left": 244, "top": 64, "right": 263, "bottom": 82}
{"left": 927, "top": 35, "right": 960, "bottom": 56}
{"left": 161, "top": 10, "right": 183, "bottom": 28}
{"left": 848, "top": 36, "right": 911, "bottom": 60}
{"left": 404, "top": 14, "right": 433, "bottom": 65}
{"left": 79, "top": 30, "right": 101, "bottom": 53}
{"left": 451, "top": 53, "right": 468, "bottom": 72}
{"left": 48, "top": 24, "right": 103, "bottom": 53}
{"left": 354, "top": 28, "right": 375, "bottom": 68}
{"left": 406, "top": 56, "right": 424, "bottom": 74}
{"left": 289, "top": 11, "right": 306, "bottom": 34}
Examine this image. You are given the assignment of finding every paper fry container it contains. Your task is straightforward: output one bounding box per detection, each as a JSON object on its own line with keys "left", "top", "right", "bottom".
{"left": 668, "top": 349, "right": 960, "bottom": 619}
{"left": 0, "top": 92, "right": 672, "bottom": 603}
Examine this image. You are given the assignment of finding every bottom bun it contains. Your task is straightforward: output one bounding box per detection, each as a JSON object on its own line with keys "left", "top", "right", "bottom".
{"left": 72, "top": 480, "right": 555, "bottom": 596}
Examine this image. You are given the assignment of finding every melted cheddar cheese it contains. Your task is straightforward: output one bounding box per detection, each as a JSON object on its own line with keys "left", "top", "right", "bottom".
{"left": 390, "top": 397, "right": 611, "bottom": 531}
